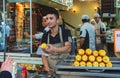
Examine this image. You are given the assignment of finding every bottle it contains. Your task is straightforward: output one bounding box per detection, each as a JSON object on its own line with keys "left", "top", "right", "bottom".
{"left": 22, "top": 66, "right": 27, "bottom": 78}
{"left": 70, "top": 37, "right": 77, "bottom": 55}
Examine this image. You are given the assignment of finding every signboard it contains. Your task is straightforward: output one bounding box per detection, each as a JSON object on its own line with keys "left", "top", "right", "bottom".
{"left": 51, "top": 0, "right": 73, "bottom": 8}
{"left": 7, "top": 0, "right": 30, "bottom": 2}
{"left": 114, "top": 29, "right": 120, "bottom": 52}
{"left": 116, "top": 0, "right": 120, "bottom": 8}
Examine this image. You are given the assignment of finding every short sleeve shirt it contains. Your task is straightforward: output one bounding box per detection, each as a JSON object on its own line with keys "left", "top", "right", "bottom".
{"left": 97, "top": 20, "right": 106, "bottom": 34}
{"left": 80, "top": 22, "right": 96, "bottom": 50}
{"left": 96, "top": 20, "right": 106, "bottom": 44}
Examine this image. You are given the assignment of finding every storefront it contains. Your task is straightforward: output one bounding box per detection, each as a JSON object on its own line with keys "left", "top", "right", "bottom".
{"left": 0, "top": 0, "right": 72, "bottom": 53}
{"left": 0, "top": 0, "right": 73, "bottom": 75}
{"left": 0, "top": 0, "right": 120, "bottom": 77}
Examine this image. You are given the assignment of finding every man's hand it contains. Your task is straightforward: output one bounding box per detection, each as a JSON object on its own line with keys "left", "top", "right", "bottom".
{"left": 42, "top": 44, "right": 56, "bottom": 54}
{"left": 0, "top": 56, "right": 14, "bottom": 73}
{"left": 24, "top": 32, "right": 30, "bottom": 38}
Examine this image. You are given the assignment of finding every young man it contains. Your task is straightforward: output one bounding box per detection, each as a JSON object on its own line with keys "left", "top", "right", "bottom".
{"left": 93, "top": 13, "right": 106, "bottom": 50}
{"left": 24, "top": 16, "right": 49, "bottom": 39}
{"left": 79, "top": 15, "right": 96, "bottom": 50}
{"left": 41, "top": 9, "right": 71, "bottom": 72}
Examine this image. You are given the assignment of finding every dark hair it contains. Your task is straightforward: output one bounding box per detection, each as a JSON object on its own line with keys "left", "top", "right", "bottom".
{"left": 82, "top": 19, "right": 89, "bottom": 23}
{"left": 45, "top": 9, "right": 59, "bottom": 19}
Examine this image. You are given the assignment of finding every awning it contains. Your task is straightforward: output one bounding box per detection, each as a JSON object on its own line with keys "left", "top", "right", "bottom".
{"left": 7, "top": 0, "right": 68, "bottom": 10}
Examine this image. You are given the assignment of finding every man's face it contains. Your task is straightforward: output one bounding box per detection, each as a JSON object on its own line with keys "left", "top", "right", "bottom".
{"left": 94, "top": 16, "right": 99, "bottom": 23}
{"left": 42, "top": 18, "right": 47, "bottom": 27}
{"left": 91, "top": 21, "right": 96, "bottom": 25}
{"left": 46, "top": 14, "right": 59, "bottom": 28}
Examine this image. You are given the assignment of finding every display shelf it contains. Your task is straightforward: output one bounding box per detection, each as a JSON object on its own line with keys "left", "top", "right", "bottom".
{"left": 101, "top": 0, "right": 115, "bottom": 14}
{"left": 51, "top": 0, "right": 73, "bottom": 8}
{"left": 101, "top": 0, "right": 116, "bottom": 27}
{"left": 0, "top": 52, "right": 43, "bottom": 65}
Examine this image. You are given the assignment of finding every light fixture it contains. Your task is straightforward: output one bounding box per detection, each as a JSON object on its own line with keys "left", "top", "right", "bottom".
{"left": 73, "top": 10, "right": 76, "bottom": 13}
{"left": 79, "top": 0, "right": 97, "bottom": 1}
{"left": 94, "top": 7, "right": 97, "bottom": 11}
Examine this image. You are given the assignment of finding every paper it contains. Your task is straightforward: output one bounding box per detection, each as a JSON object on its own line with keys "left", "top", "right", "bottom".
{"left": 114, "top": 29, "right": 120, "bottom": 52}
{"left": 36, "top": 47, "right": 49, "bottom": 56}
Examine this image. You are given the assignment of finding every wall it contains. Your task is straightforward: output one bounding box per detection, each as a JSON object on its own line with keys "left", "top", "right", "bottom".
{"left": 60, "top": 0, "right": 99, "bottom": 28}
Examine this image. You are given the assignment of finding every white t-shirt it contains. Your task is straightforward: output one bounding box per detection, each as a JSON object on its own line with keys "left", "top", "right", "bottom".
{"left": 80, "top": 22, "right": 96, "bottom": 50}
{"left": 35, "top": 26, "right": 49, "bottom": 39}
{"left": 36, "top": 46, "right": 49, "bottom": 56}
{"left": 96, "top": 20, "right": 106, "bottom": 44}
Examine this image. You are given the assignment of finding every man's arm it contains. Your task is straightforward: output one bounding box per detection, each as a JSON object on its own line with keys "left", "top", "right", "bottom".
{"left": 0, "top": 71, "right": 12, "bottom": 78}
{"left": 96, "top": 33, "right": 106, "bottom": 37}
{"left": 79, "top": 37, "right": 85, "bottom": 48}
{"left": 54, "top": 41, "right": 71, "bottom": 53}
{"left": 24, "top": 32, "right": 37, "bottom": 39}
{"left": 43, "top": 41, "right": 71, "bottom": 54}
{"left": 41, "top": 55, "right": 50, "bottom": 71}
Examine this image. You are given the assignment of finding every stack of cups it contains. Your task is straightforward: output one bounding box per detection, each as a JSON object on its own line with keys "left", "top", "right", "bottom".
{"left": 12, "top": 62, "right": 17, "bottom": 78}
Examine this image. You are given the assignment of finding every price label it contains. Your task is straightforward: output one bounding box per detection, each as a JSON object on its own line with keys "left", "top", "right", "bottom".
{"left": 114, "top": 29, "right": 120, "bottom": 52}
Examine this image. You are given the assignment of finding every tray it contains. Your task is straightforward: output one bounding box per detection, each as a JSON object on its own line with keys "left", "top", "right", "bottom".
{"left": 56, "top": 55, "right": 120, "bottom": 72}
